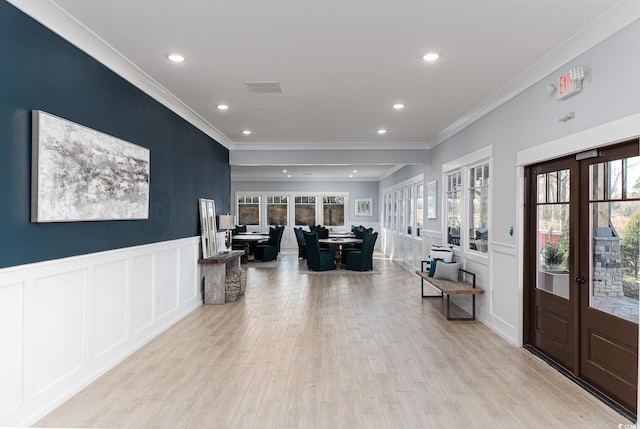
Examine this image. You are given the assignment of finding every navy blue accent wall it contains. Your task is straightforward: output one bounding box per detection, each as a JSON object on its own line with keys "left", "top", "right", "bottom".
{"left": 0, "top": 2, "right": 230, "bottom": 269}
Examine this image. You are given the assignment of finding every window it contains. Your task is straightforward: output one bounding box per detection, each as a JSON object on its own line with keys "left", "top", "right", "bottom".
{"left": 322, "top": 196, "right": 345, "bottom": 227}
{"left": 407, "top": 187, "right": 414, "bottom": 235}
{"left": 398, "top": 189, "right": 405, "bottom": 234}
{"left": 393, "top": 191, "right": 398, "bottom": 231}
{"left": 386, "top": 194, "right": 392, "bottom": 228}
{"left": 295, "top": 196, "right": 316, "bottom": 226}
{"left": 238, "top": 195, "right": 260, "bottom": 225}
{"left": 468, "top": 163, "right": 489, "bottom": 253}
{"left": 382, "top": 175, "right": 423, "bottom": 240}
{"left": 416, "top": 184, "right": 423, "bottom": 237}
{"left": 266, "top": 195, "right": 288, "bottom": 226}
{"left": 446, "top": 171, "right": 462, "bottom": 246}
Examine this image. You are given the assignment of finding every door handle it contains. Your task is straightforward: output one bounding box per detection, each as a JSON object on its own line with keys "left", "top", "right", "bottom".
{"left": 575, "top": 276, "right": 586, "bottom": 284}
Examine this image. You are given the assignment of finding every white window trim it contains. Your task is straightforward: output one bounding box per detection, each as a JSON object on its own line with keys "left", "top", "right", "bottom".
{"left": 442, "top": 145, "right": 493, "bottom": 258}
{"left": 444, "top": 169, "right": 462, "bottom": 248}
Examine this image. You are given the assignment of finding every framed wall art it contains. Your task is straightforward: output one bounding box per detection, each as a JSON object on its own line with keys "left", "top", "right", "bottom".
{"left": 31, "top": 111, "right": 150, "bottom": 222}
{"left": 355, "top": 197, "right": 373, "bottom": 216}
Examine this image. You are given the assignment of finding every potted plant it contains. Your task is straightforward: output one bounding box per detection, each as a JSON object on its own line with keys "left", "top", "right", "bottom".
{"left": 541, "top": 229, "right": 569, "bottom": 298}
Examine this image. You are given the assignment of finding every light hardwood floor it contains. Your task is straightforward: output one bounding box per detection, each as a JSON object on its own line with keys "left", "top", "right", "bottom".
{"left": 36, "top": 252, "right": 628, "bottom": 428}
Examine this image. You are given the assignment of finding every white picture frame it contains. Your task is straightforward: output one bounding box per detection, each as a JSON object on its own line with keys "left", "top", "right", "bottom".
{"left": 199, "top": 198, "right": 218, "bottom": 258}
{"left": 355, "top": 197, "right": 373, "bottom": 216}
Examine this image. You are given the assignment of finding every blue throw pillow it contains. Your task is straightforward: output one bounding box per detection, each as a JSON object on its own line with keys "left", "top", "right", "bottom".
{"left": 428, "top": 260, "right": 438, "bottom": 277}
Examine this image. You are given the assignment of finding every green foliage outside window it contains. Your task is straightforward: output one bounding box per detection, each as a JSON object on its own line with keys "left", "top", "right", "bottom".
{"left": 621, "top": 212, "right": 640, "bottom": 280}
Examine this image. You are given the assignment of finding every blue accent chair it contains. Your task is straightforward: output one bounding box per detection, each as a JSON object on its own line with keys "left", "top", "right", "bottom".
{"left": 294, "top": 227, "right": 307, "bottom": 259}
{"left": 303, "top": 231, "right": 336, "bottom": 271}
{"left": 254, "top": 226, "right": 284, "bottom": 262}
{"left": 345, "top": 231, "right": 378, "bottom": 271}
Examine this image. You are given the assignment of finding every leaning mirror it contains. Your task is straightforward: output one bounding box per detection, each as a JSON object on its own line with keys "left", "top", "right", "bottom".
{"left": 198, "top": 198, "right": 218, "bottom": 258}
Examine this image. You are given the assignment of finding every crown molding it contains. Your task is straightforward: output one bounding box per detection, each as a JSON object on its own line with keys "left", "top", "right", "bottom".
{"left": 7, "top": 0, "right": 232, "bottom": 148}
{"left": 429, "top": 1, "right": 640, "bottom": 148}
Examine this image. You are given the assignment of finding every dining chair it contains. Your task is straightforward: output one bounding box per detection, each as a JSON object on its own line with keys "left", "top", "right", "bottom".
{"left": 345, "top": 231, "right": 378, "bottom": 271}
{"left": 254, "top": 226, "right": 284, "bottom": 262}
{"left": 294, "top": 227, "right": 307, "bottom": 259}
{"left": 303, "top": 231, "right": 336, "bottom": 271}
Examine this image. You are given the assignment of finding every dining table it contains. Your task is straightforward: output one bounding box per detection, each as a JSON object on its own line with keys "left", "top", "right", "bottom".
{"left": 318, "top": 237, "right": 363, "bottom": 269}
{"left": 231, "top": 234, "right": 270, "bottom": 263}
{"left": 328, "top": 231, "right": 355, "bottom": 238}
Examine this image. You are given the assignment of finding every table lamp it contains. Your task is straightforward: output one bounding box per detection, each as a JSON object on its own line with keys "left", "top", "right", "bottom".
{"left": 218, "top": 214, "right": 236, "bottom": 250}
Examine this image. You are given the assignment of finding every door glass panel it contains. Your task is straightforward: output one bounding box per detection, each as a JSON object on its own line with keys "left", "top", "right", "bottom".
{"left": 536, "top": 169, "right": 570, "bottom": 299}
{"left": 537, "top": 174, "right": 546, "bottom": 203}
{"left": 626, "top": 157, "right": 640, "bottom": 198}
{"left": 547, "top": 172, "right": 558, "bottom": 203}
{"left": 608, "top": 160, "right": 623, "bottom": 200}
{"left": 558, "top": 169, "right": 570, "bottom": 202}
{"left": 591, "top": 163, "right": 605, "bottom": 200}
{"left": 589, "top": 158, "right": 640, "bottom": 324}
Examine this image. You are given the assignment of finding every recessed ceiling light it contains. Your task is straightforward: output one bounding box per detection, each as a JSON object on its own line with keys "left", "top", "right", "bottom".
{"left": 287, "top": 174, "right": 292, "bottom": 178}
{"left": 377, "top": 129, "right": 387, "bottom": 134}
{"left": 392, "top": 103, "right": 405, "bottom": 110}
{"left": 282, "top": 169, "right": 288, "bottom": 173}
{"left": 422, "top": 52, "right": 440, "bottom": 62}
{"left": 168, "top": 54, "right": 185, "bottom": 63}
{"left": 352, "top": 170, "right": 358, "bottom": 173}
{"left": 242, "top": 130, "right": 252, "bottom": 135}
{"left": 349, "top": 175, "right": 353, "bottom": 178}
{"left": 216, "top": 104, "right": 229, "bottom": 110}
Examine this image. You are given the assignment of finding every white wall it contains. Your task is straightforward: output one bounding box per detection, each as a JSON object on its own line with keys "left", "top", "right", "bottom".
{"left": 0, "top": 237, "right": 202, "bottom": 427}
{"left": 381, "top": 20, "right": 640, "bottom": 345}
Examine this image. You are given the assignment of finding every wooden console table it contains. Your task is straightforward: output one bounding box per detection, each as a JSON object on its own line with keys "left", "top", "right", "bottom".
{"left": 198, "top": 250, "right": 244, "bottom": 304}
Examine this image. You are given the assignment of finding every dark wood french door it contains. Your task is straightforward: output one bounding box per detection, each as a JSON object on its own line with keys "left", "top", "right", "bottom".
{"left": 525, "top": 139, "right": 639, "bottom": 415}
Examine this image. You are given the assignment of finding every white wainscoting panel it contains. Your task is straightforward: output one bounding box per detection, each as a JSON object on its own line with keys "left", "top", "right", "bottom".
{"left": 93, "top": 260, "right": 128, "bottom": 359}
{"left": 381, "top": 229, "right": 427, "bottom": 271}
{"left": 33, "top": 269, "right": 87, "bottom": 396}
{"left": 179, "top": 244, "right": 198, "bottom": 305}
{"left": 155, "top": 249, "right": 179, "bottom": 319}
{"left": 0, "top": 282, "right": 23, "bottom": 417}
{"left": 0, "top": 237, "right": 202, "bottom": 427}
{"left": 486, "top": 242, "right": 519, "bottom": 344}
{"left": 131, "top": 254, "right": 154, "bottom": 335}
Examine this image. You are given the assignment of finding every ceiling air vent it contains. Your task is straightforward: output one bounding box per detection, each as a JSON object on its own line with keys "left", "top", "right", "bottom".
{"left": 244, "top": 82, "right": 283, "bottom": 94}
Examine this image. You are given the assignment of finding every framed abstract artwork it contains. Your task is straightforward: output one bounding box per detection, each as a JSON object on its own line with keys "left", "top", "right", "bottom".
{"left": 31, "top": 111, "right": 150, "bottom": 222}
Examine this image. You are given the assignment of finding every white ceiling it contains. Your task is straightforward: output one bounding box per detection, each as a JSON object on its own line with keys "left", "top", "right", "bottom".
{"left": 9, "top": 0, "right": 638, "bottom": 180}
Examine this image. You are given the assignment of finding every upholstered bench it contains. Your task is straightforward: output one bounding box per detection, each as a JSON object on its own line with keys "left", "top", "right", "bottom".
{"left": 416, "top": 261, "right": 483, "bottom": 320}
